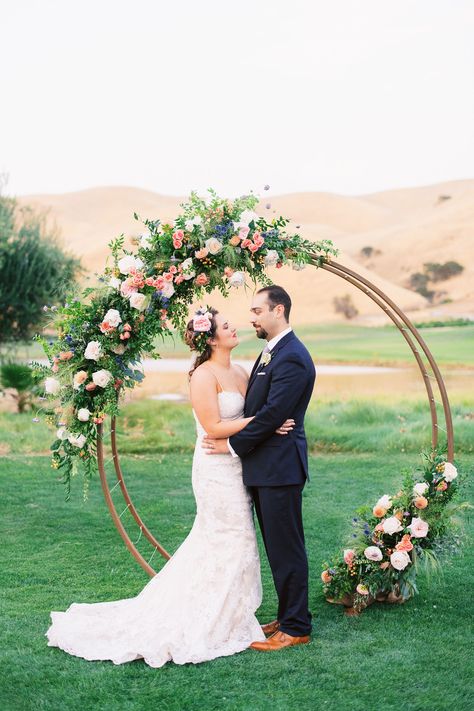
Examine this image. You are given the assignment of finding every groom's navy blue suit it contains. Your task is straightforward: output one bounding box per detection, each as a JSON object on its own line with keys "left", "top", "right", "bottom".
{"left": 229, "top": 330, "right": 315, "bottom": 637}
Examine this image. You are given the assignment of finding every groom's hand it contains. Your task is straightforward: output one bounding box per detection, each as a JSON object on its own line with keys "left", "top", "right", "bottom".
{"left": 202, "top": 436, "right": 229, "bottom": 454}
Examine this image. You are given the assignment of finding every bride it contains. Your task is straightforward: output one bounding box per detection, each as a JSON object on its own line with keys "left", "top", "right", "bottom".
{"left": 46, "top": 306, "right": 294, "bottom": 668}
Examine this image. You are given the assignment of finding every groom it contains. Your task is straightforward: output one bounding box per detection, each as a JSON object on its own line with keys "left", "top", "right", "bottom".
{"left": 203, "top": 285, "right": 316, "bottom": 651}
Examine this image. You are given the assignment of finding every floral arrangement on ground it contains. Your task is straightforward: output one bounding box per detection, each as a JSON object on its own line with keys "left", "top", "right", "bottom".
{"left": 321, "top": 451, "right": 468, "bottom": 614}
{"left": 34, "top": 188, "right": 338, "bottom": 496}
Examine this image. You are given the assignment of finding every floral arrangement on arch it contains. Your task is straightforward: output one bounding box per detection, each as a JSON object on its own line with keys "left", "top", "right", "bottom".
{"left": 321, "top": 451, "right": 467, "bottom": 614}
{"left": 35, "top": 188, "right": 338, "bottom": 496}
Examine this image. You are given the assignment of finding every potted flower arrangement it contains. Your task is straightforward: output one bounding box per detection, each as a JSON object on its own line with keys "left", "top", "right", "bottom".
{"left": 321, "top": 451, "right": 466, "bottom": 615}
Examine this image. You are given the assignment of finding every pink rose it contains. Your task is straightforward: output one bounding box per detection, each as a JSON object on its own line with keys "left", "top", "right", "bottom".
{"left": 145, "top": 277, "right": 154, "bottom": 286}
{"left": 254, "top": 234, "right": 265, "bottom": 248}
{"left": 238, "top": 226, "right": 250, "bottom": 239}
{"left": 241, "top": 239, "right": 252, "bottom": 249}
{"left": 195, "top": 273, "right": 209, "bottom": 286}
{"left": 153, "top": 276, "right": 165, "bottom": 290}
{"left": 163, "top": 272, "right": 174, "bottom": 282}
{"left": 364, "top": 546, "right": 383, "bottom": 562}
{"left": 173, "top": 229, "right": 184, "bottom": 241}
{"left": 193, "top": 315, "right": 211, "bottom": 332}
{"left": 174, "top": 274, "right": 185, "bottom": 285}
{"left": 120, "top": 279, "right": 137, "bottom": 298}
{"left": 343, "top": 549, "right": 355, "bottom": 565}
{"left": 169, "top": 265, "right": 178, "bottom": 274}
{"left": 224, "top": 267, "right": 234, "bottom": 278}
{"left": 248, "top": 243, "right": 259, "bottom": 253}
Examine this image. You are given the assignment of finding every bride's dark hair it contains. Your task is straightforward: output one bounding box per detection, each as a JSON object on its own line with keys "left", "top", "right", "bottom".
{"left": 184, "top": 307, "right": 219, "bottom": 378}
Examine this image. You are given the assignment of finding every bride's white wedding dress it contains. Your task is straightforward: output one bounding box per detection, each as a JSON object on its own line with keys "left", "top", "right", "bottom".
{"left": 46, "top": 391, "right": 265, "bottom": 667}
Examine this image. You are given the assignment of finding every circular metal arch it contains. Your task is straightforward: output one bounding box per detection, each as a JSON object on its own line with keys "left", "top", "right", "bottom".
{"left": 96, "top": 258, "right": 455, "bottom": 577}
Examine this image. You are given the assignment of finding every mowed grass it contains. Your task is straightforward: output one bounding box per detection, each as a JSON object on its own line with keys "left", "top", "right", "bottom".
{"left": 3, "top": 398, "right": 472, "bottom": 458}
{"left": 0, "top": 404, "right": 473, "bottom": 711}
{"left": 12, "top": 323, "right": 474, "bottom": 367}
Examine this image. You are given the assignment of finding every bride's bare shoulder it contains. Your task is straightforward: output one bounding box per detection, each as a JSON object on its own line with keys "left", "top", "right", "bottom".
{"left": 190, "top": 364, "right": 217, "bottom": 389}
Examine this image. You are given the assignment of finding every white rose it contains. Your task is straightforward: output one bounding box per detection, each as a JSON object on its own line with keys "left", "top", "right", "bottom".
{"left": 413, "top": 482, "right": 429, "bottom": 496}
{"left": 129, "top": 292, "right": 149, "bottom": 311}
{"left": 103, "top": 309, "right": 122, "bottom": 327}
{"left": 109, "top": 276, "right": 121, "bottom": 290}
{"left": 382, "top": 516, "right": 403, "bottom": 535}
{"left": 364, "top": 546, "right": 383, "bottom": 562}
{"left": 92, "top": 369, "right": 113, "bottom": 388}
{"left": 292, "top": 261, "right": 306, "bottom": 271}
{"left": 161, "top": 281, "right": 175, "bottom": 298}
{"left": 181, "top": 257, "right": 196, "bottom": 280}
{"left": 408, "top": 517, "right": 429, "bottom": 538}
{"left": 205, "top": 237, "right": 223, "bottom": 255}
{"left": 238, "top": 209, "right": 259, "bottom": 226}
{"left": 84, "top": 341, "right": 102, "bottom": 361}
{"left": 67, "top": 433, "right": 87, "bottom": 448}
{"left": 77, "top": 408, "right": 91, "bottom": 422}
{"left": 118, "top": 255, "right": 138, "bottom": 275}
{"left": 264, "top": 250, "right": 279, "bottom": 266}
{"left": 228, "top": 271, "right": 245, "bottom": 288}
{"left": 376, "top": 494, "right": 392, "bottom": 510}
{"left": 390, "top": 550, "right": 411, "bottom": 571}
{"left": 45, "top": 377, "right": 60, "bottom": 395}
{"left": 56, "top": 427, "right": 69, "bottom": 440}
{"left": 443, "top": 462, "right": 458, "bottom": 482}
{"left": 111, "top": 343, "right": 126, "bottom": 355}
{"left": 135, "top": 257, "right": 144, "bottom": 270}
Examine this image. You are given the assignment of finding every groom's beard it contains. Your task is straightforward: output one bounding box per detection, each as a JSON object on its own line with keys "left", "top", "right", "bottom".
{"left": 254, "top": 326, "right": 268, "bottom": 339}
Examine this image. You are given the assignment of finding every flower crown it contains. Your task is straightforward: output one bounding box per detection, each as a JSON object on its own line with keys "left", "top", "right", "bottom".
{"left": 191, "top": 306, "right": 214, "bottom": 353}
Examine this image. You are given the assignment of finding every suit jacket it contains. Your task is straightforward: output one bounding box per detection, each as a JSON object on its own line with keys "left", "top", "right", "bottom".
{"left": 229, "top": 331, "right": 316, "bottom": 487}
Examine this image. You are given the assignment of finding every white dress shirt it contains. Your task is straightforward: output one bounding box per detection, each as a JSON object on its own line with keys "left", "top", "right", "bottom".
{"left": 228, "top": 327, "right": 293, "bottom": 457}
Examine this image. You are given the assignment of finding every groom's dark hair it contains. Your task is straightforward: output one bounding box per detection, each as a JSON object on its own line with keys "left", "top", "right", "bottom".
{"left": 257, "top": 285, "right": 291, "bottom": 322}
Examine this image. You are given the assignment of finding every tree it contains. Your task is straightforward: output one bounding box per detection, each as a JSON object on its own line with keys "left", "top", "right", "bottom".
{"left": 333, "top": 294, "right": 359, "bottom": 320}
{"left": 0, "top": 191, "right": 82, "bottom": 344}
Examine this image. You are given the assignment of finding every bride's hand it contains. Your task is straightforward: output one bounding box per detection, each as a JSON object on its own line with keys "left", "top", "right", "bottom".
{"left": 275, "top": 418, "right": 295, "bottom": 435}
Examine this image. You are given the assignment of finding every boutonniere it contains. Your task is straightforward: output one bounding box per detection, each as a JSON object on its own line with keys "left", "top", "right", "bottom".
{"left": 261, "top": 351, "right": 272, "bottom": 367}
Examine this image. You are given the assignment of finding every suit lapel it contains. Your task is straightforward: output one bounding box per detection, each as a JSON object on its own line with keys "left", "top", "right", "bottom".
{"left": 246, "top": 331, "right": 296, "bottom": 393}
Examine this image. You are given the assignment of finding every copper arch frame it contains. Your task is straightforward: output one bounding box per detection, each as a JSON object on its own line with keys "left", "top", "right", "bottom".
{"left": 96, "top": 257, "right": 455, "bottom": 577}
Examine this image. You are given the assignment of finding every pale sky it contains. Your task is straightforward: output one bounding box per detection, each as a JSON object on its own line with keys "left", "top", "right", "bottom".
{"left": 1, "top": 0, "right": 473, "bottom": 198}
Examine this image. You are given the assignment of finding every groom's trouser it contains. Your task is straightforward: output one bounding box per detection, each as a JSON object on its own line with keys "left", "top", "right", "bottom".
{"left": 249, "top": 484, "right": 312, "bottom": 637}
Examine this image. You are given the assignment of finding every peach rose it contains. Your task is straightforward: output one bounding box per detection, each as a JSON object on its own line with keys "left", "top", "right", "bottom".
{"left": 85, "top": 382, "right": 97, "bottom": 392}
{"left": 59, "top": 351, "right": 74, "bottom": 361}
{"left": 321, "top": 570, "right": 332, "bottom": 584}
{"left": 224, "top": 266, "right": 234, "bottom": 278}
{"left": 414, "top": 496, "right": 428, "bottom": 510}
{"left": 229, "top": 235, "right": 241, "bottom": 246}
{"left": 437, "top": 480, "right": 448, "bottom": 492}
{"left": 373, "top": 505, "right": 387, "bottom": 518}
{"left": 195, "top": 273, "right": 209, "bottom": 286}
{"left": 195, "top": 248, "right": 209, "bottom": 259}
{"left": 395, "top": 534, "right": 413, "bottom": 552}
{"left": 73, "top": 370, "right": 88, "bottom": 390}
{"left": 380, "top": 561, "right": 390, "bottom": 570}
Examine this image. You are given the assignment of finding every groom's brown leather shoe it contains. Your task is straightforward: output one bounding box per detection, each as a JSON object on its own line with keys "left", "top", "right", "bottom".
{"left": 250, "top": 631, "right": 310, "bottom": 652}
{"left": 261, "top": 620, "right": 279, "bottom": 636}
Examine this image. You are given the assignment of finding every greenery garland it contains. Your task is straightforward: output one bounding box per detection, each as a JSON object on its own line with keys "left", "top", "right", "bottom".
{"left": 34, "top": 188, "right": 338, "bottom": 497}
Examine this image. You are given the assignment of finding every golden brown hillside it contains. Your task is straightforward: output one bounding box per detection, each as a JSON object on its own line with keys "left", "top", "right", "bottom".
{"left": 18, "top": 181, "right": 474, "bottom": 325}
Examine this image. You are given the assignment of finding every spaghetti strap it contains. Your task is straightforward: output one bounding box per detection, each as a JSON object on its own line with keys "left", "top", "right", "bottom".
{"left": 205, "top": 365, "right": 224, "bottom": 393}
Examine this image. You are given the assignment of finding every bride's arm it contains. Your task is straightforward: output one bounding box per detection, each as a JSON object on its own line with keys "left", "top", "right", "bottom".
{"left": 190, "top": 367, "right": 254, "bottom": 438}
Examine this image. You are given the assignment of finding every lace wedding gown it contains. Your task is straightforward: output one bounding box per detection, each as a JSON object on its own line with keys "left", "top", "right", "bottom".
{"left": 46, "top": 391, "right": 265, "bottom": 667}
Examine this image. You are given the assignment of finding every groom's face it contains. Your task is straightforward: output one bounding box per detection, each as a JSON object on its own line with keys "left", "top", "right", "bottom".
{"left": 250, "top": 293, "right": 276, "bottom": 340}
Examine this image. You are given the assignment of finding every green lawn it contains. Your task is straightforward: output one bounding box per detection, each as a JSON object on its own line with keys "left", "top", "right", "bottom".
{"left": 1, "top": 413, "right": 472, "bottom": 710}
{"left": 10, "top": 323, "right": 474, "bottom": 367}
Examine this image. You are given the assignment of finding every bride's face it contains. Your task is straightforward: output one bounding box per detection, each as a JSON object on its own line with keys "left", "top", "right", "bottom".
{"left": 211, "top": 313, "right": 239, "bottom": 351}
